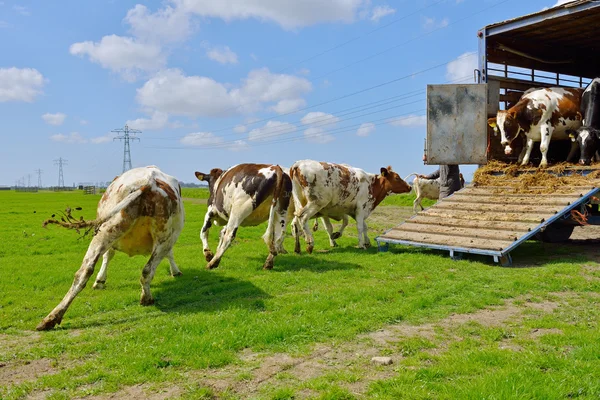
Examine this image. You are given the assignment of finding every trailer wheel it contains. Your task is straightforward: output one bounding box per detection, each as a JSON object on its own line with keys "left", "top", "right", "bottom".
{"left": 535, "top": 223, "right": 574, "bottom": 243}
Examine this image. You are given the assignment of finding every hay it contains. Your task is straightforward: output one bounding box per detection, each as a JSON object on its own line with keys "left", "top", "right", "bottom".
{"left": 472, "top": 161, "right": 600, "bottom": 194}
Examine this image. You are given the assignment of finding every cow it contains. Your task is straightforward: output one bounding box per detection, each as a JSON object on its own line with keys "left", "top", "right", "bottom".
{"left": 488, "top": 87, "right": 583, "bottom": 168}
{"left": 290, "top": 160, "right": 411, "bottom": 253}
{"left": 575, "top": 78, "right": 600, "bottom": 165}
{"left": 195, "top": 164, "right": 292, "bottom": 270}
{"left": 36, "top": 166, "right": 185, "bottom": 331}
{"left": 404, "top": 173, "right": 466, "bottom": 214}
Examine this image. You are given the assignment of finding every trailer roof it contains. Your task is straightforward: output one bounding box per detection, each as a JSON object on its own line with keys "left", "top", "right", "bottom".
{"left": 482, "top": 0, "right": 600, "bottom": 79}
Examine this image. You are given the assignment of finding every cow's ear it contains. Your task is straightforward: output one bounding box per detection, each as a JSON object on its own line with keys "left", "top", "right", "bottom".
{"left": 380, "top": 167, "right": 389, "bottom": 177}
{"left": 569, "top": 133, "right": 576, "bottom": 142}
{"left": 487, "top": 118, "right": 497, "bottom": 128}
{"left": 195, "top": 171, "right": 207, "bottom": 181}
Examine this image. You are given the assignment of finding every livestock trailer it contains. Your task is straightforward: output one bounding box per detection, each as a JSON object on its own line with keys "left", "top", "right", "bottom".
{"left": 376, "top": 0, "right": 600, "bottom": 266}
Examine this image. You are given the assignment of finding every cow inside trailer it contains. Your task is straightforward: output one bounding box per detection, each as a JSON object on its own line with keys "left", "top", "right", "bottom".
{"left": 379, "top": 1, "right": 600, "bottom": 266}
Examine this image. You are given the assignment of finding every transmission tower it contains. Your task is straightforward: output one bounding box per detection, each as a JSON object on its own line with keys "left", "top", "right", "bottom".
{"left": 54, "top": 157, "right": 68, "bottom": 187}
{"left": 35, "top": 169, "right": 43, "bottom": 188}
{"left": 112, "top": 124, "right": 141, "bottom": 172}
{"left": 27, "top": 174, "right": 31, "bottom": 187}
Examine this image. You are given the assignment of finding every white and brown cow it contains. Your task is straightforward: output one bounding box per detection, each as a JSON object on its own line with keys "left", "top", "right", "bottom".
{"left": 488, "top": 87, "right": 583, "bottom": 168}
{"left": 405, "top": 172, "right": 465, "bottom": 214}
{"left": 575, "top": 78, "right": 600, "bottom": 165}
{"left": 37, "top": 166, "right": 185, "bottom": 330}
{"left": 195, "top": 163, "right": 292, "bottom": 270}
{"left": 290, "top": 160, "right": 411, "bottom": 253}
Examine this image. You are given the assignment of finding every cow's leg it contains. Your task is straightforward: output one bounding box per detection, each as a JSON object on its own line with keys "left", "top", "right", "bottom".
{"left": 520, "top": 137, "right": 535, "bottom": 166}
{"left": 538, "top": 125, "right": 554, "bottom": 168}
{"left": 92, "top": 248, "right": 115, "bottom": 290}
{"left": 333, "top": 215, "right": 348, "bottom": 240}
{"left": 517, "top": 146, "right": 528, "bottom": 164}
{"left": 566, "top": 140, "right": 579, "bottom": 163}
{"left": 292, "top": 216, "right": 302, "bottom": 254}
{"left": 166, "top": 249, "right": 182, "bottom": 277}
{"left": 312, "top": 218, "right": 319, "bottom": 232}
{"left": 321, "top": 217, "right": 338, "bottom": 247}
{"left": 139, "top": 244, "right": 170, "bottom": 306}
{"left": 206, "top": 207, "right": 249, "bottom": 270}
{"left": 362, "top": 220, "right": 371, "bottom": 248}
{"left": 273, "top": 205, "right": 289, "bottom": 257}
{"left": 355, "top": 212, "right": 370, "bottom": 249}
{"left": 413, "top": 196, "right": 422, "bottom": 214}
{"left": 36, "top": 227, "right": 122, "bottom": 330}
{"left": 200, "top": 208, "right": 215, "bottom": 262}
{"left": 296, "top": 202, "right": 323, "bottom": 254}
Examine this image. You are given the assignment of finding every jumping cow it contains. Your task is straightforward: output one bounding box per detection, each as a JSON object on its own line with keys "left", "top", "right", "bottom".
{"left": 575, "top": 78, "right": 600, "bottom": 165}
{"left": 37, "top": 166, "right": 185, "bottom": 330}
{"left": 488, "top": 87, "right": 583, "bottom": 168}
{"left": 195, "top": 164, "right": 292, "bottom": 270}
{"left": 290, "top": 160, "right": 411, "bottom": 253}
{"left": 405, "top": 172, "right": 465, "bottom": 214}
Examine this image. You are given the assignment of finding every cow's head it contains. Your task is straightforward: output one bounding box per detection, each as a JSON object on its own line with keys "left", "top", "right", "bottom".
{"left": 195, "top": 168, "right": 224, "bottom": 194}
{"left": 380, "top": 166, "right": 411, "bottom": 194}
{"left": 575, "top": 127, "right": 600, "bottom": 166}
{"left": 489, "top": 110, "right": 522, "bottom": 155}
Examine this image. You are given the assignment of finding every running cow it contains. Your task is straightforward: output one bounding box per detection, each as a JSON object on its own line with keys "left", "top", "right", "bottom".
{"left": 37, "top": 166, "right": 185, "bottom": 330}
{"left": 575, "top": 78, "right": 600, "bottom": 165}
{"left": 195, "top": 164, "right": 292, "bottom": 270}
{"left": 488, "top": 87, "right": 583, "bottom": 168}
{"left": 290, "top": 160, "right": 411, "bottom": 253}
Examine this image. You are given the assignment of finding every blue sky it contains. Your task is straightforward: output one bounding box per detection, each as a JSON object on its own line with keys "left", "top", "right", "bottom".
{"left": 0, "top": 0, "right": 567, "bottom": 187}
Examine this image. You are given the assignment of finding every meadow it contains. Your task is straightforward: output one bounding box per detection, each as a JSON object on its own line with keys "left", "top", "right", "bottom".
{"left": 0, "top": 189, "right": 599, "bottom": 399}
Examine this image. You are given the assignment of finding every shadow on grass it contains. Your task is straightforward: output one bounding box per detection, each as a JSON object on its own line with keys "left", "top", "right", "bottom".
{"left": 382, "top": 239, "right": 597, "bottom": 268}
{"left": 241, "top": 253, "right": 364, "bottom": 273}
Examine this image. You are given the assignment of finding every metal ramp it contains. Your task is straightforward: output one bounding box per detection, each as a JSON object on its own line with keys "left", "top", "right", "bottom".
{"left": 376, "top": 185, "right": 600, "bottom": 266}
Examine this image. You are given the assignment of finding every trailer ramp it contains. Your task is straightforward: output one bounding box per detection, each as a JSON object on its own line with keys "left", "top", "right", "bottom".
{"left": 376, "top": 185, "right": 600, "bottom": 266}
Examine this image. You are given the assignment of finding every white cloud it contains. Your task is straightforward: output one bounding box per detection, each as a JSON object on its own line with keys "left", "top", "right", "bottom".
{"left": 126, "top": 111, "right": 169, "bottom": 130}
{"left": 370, "top": 5, "right": 395, "bottom": 22}
{"left": 270, "top": 98, "right": 306, "bottom": 114}
{"left": 301, "top": 111, "right": 340, "bottom": 127}
{"left": 137, "top": 68, "right": 312, "bottom": 117}
{"left": 90, "top": 133, "right": 113, "bottom": 144}
{"left": 42, "top": 112, "right": 67, "bottom": 126}
{"left": 248, "top": 121, "right": 296, "bottom": 141}
{"left": 388, "top": 114, "right": 426, "bottom": 127}
{"left": 0, "top": 67, "right": 45, "bottom": 102}
{"left": 297, "top": 68, "right": 310, "bottom": 76}
{"left": 13, "top": 5, "right": 29, "bottom": 16}
{"left": 50, "top": 132, "right": 87, "bottom": 144}
{"left": 250, "top": 53, "right": 258, "bottom": 61}
{"left": 423, "top": 16, "right": 449, "bottom": 30}
{"left": 301, "top": 112, "right": 339, "bottom": 143}
{"left": 552, "top": 0, "right": 575, "bottom": 6}
{"left": 178, "top": 0, "right": 366, "bottom": 30}
{"left": 206, "top": 46, "right": 238, "bottom": 64}
{"left": 125, "top": 4, "right": 192, "bottom": 44}
{"left": 304, "top": 127, "right": 335, "bottom": 143}
{"left": 356, "top": 122, "right": 375, "bottom": 137}
{"left": 180, "top": 132, "right": 248, "bottom": 151}
{"left": 446, "top": 51, "right": 477, "bottom": 82}
{"left": 0, "top": 20, "right": 9, "bottom": 28}
{"left": 69, "top": 35, "right": 166, "bottom": 82}
{"left": 80, "top": 119, "right": 89, "bottom": 125}
{"left": 233, "top": 125, "right": 247, "bottom": 133}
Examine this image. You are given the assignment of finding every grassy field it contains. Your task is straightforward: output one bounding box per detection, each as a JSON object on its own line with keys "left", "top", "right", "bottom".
{"left": 0, "top": 189, "right": 599, "bottom": 399}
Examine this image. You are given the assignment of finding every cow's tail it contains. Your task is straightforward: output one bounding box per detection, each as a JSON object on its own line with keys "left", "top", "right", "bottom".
{"left": 403, "top": 173, "right": 419, "bottom": 194}
{"left": 43, "top": 185, "right": 149, "bottom": 235}
{"left": 262, "top": 165, "right": 284, "bottom": 251}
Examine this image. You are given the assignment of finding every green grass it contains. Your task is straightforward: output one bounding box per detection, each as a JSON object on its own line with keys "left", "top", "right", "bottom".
{"left": 180, "top": 187, "right": 210, "bottom": 199}
{"left": 0, "top": 190, "right": 599, "bottom": 399}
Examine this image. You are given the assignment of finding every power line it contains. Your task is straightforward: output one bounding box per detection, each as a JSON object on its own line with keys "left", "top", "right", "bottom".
{"left": 192, "top": 0, "right": 513, "bottom": 121}
{"left": 112, "top": 124, "right": 141, "bottom": 172}
{"left": 274, "top": 0, "right": 448, "bottom": 74}
{"left": 54, "top": 157, "right": 68, "bottom": 188}
{"left": 35, "top": 169, "right": 43, "bottom": 188}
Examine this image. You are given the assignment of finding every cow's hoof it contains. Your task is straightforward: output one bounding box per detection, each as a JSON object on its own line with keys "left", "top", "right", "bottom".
{"left": 206, "top": 259, "right": 220, "bottom": 270}
{"left": 204, "top": 250, "right": 214, "bottom": 262}
{"left": 312, "top": 224, "right": 319, "bottom": 232}
{"left": 278, "top": 248, "right": 288, "bottom": 255}
{"left": 331, "top": 232, "right": 342, "bottom": 240}
{"left": 306, "top": 245, "right": 314, "bottom": 254}
{"left": 92, "top": 281, "right": 105, "bottom": 290}
{"left": 171, "top": 271, "right": 183, "bottom": 277}
{"left": 140, "top": 296, "right": 154, "bottom": 306}
{"left": 365, "top": 241, "right": 372, "bottom": 248}
{"left": 36, "top": 315, "right": 62, "bottom": 331}
{"left": 330, "top": 241, "right": 338, "bottom": 248}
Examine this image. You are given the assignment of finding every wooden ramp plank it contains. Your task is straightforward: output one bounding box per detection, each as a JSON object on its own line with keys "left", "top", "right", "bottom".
{"left": 389, "top": 224, "right": 520, "bottom": 242}
{"left": 421, "top": 209, "right": 549, "bottom": 224}
{"left": 434, "top": 202, "right": 560, "bottom": 214}
{"left": 380, "top": 230, "right": 514, "bottom": 251}
{"left": 445, "top": 194, "right": 575, "bottom": 207}
{"left": 458, "top": 187, "right": 592, "bottom": 197}
{"left": 405, "top": 215, "right": 536, "bottom": 232}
